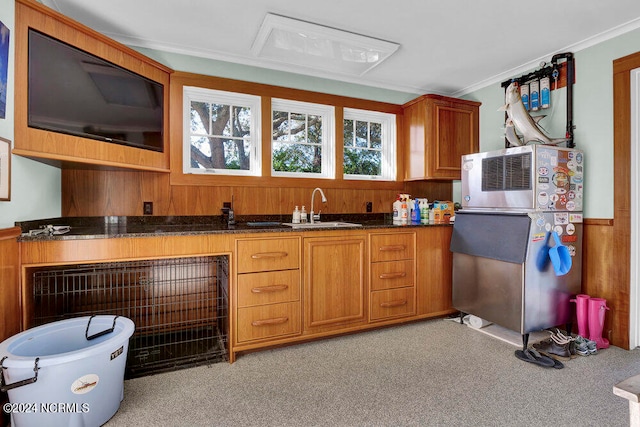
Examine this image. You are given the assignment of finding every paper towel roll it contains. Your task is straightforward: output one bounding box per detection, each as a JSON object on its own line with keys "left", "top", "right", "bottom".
{"left": 467, "top": 315, "right": 492, "bottom": 329}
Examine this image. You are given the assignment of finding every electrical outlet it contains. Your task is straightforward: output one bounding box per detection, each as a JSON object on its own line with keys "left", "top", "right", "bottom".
{"left": 143, "top": 201, "right": 153, "bottom": 215}
{"left": 366, "top": 201, "right": 373, "bottom": 213}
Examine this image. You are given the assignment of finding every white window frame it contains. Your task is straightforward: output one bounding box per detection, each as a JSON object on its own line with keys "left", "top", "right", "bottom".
{"left": 183, "top": 86, "right": 262, "bottom": 176}
{"left": 271, "top": 98, "right": 335, "bottom": 179}
{"left": 343, "top": 108, "right": 396, "bottom": 181}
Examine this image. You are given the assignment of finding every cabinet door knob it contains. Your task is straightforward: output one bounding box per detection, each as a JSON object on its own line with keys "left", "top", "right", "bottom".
{"left": 251, "top": 252, "right": 288, "bottom": 259}
{"left": 380, "top": 299, "right": 407, "bottom": 308}
{"left": 252, "top": 317, "right": 289, "bottom": 326}
{"left": 379, "top": 272, "right": 407, "bottom": 279}
{"left": 251, "top": 285, "right": 289, "bottom": 293}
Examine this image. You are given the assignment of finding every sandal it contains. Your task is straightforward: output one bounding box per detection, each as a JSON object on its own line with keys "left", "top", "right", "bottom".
{"left": 529, "top": 347, "right": 564, "bottom": 369}
{"left": 514, "top": 349, "right": 556, "bottom": 368}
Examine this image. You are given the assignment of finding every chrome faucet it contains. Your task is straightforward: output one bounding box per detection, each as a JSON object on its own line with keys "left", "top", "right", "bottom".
{"left": 310, "top": 187, "right": 327, "bottom": 224}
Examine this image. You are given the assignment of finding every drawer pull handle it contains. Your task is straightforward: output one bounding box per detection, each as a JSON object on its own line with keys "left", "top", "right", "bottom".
{"left": 380, "top": 299, "right": 407, "bottom": 308}
{"left": 379, "top": 245, "right": 406, "bottom": 252}
{"left": 251, "top": 252, "right": 288, "bottom": 259}
{"left": 251, "top": 285, "right": 289, "bottom": 293}
{"left": 252, "top": 317, "right": 288, "bottom": 327}
{"left": 379, "top": 272, "right": 407, "bottom": 279}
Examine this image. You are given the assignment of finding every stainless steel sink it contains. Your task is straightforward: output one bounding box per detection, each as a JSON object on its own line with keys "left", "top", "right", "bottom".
{"left": 282, "top": 221, "right": 362, "bottom": 229}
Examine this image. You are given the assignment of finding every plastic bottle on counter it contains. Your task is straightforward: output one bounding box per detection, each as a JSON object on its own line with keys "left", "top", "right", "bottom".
{"left": 400, "top": 202, "right": 409, "bottom": 225}
{"left": 292, "top": 206, "right": 301, "bottom": 224}
{"left": 411, "top": 199, "right": 421, "bottom": 223}
{"left": 420, "top": 199, "right": 429, "bottom": 224}
{"left": 300, "top": 206, "right": 308, "bottom": 223}
{"left": 428, "top": 203, "right": 435, "bottom": 224}
{"left": 393, "top": 195, "right": 402, "bottom": 224}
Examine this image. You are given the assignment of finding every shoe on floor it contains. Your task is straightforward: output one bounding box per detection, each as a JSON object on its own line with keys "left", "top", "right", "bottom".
{"left": 533, "top": 338, "right": 572, "bottom": 361}
{"left": 573, "top": 336, "right": 590, "bottom": 356}
{"left": 514, "top": 349, "right": 556, "bottom": 368}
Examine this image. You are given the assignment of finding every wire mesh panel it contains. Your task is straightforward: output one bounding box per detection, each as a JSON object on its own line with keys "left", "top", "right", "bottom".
{"left": 31, "top": 256, "right": 229, "bottom": 378}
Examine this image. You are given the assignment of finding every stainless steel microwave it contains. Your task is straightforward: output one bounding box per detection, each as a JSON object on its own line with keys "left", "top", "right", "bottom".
{"left": 461, "top": 145, "right": 584, "bottom": 211}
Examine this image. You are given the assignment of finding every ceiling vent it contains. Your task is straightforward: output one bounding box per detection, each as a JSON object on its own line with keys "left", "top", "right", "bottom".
{"left": 251, "top": 13, "right": 399, "bottom": 77}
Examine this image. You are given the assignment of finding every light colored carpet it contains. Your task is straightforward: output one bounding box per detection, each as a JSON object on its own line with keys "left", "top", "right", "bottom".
{"left": 106, "top": 318, "right": 640, "bottom": 427}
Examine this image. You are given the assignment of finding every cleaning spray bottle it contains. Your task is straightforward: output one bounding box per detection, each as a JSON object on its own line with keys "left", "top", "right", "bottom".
{"left": 411, "top": 198, "right": 421, "bottom": 223}
{"left": 400, "top": 196, "right": 409, "bottom": 225}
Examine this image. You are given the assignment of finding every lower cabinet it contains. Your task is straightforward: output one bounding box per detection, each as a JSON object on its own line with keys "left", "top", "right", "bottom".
{"left": 370, "top": 287, "right": 416, "bottom": 321}
{"left": 369, "top": 232, "right": 417, "bottom": 321}
{"left": 230, "top": 227, "right": 454, "bottom": 361}
{"left": 237, "top": 302, "right": 301, "bottom": 342}
{"left": 303, "top": 235, "right": 367, "bottom": 331}
{"left": 234, "top": 236, "right": 302, "bottom": 348}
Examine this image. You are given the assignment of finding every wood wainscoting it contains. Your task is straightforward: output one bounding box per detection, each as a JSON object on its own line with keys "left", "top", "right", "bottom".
{"left": 61, "top": 169, "right": 454, "bottom": 217}
{"left": 0, "top": 227, "right": 22, "bottom": 342}
{"left": 582, "top": 219, "right": 624, "bottom": 348}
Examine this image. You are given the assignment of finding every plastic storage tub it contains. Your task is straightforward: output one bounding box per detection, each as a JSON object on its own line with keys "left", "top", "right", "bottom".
{"left": 0, "top": 315, "right": 135, "bottom": 427}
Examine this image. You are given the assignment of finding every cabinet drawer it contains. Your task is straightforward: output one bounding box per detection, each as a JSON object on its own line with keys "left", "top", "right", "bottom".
{"left": 237, "top": 302, "right": 301, "bottom": 342}
{"left": 370, "top": 233, "right": 415, "bottom": 262}
{"left": 370, "top": 260, "right": 415, "bottom": 291}
{"left": 237, "top": 237, "right": 300, "bottom": 273}
{"left": 237, "top": 270, "right": 300, "bottom": 308}
{"left": 370, "top": 287, "right": 415, "bottom": 321}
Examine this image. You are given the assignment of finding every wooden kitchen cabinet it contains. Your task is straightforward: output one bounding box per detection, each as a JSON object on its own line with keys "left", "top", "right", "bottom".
{"left": 403, "top": 94, "right": 480, "bottom": 180}
{"left": 1, "top": 228, "right": 22, "bottom": 343}
{"left": 304, "top": 235, "right": 367, "bottom": 331}
{"left": 415, "top": 226, "right": 455, "bottom": 316}
{"left": 369, "top": 232, "right": 416, "bottom": 321}
{"left": 235, "top": 236, "right": 302, "bottom": 344}
{"left": 18, "top": 226, "right": 455, "bottom": 363}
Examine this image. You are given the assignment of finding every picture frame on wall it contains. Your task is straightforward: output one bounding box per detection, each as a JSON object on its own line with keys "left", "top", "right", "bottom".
{"left": 0, "top": 137, "right": 10, "bottom": 201}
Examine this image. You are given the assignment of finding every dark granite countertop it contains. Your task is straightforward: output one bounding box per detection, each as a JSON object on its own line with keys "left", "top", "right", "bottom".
{"left": 16, "top": 213, "right": 451, "bottom": 241}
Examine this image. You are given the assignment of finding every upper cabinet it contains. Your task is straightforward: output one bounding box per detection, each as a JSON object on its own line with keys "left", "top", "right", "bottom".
{"left": 403, "top": 94, "right": 480, "bottom": 180}
{"left": 14, "top": 0, "right": 172, "bottom": 171}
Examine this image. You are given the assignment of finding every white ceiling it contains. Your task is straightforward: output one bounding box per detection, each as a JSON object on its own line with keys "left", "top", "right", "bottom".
{"left": 40, "top": 0, "right": 640, "bottom": 96}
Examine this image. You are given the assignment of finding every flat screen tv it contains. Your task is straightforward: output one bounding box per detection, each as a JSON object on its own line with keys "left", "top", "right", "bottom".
{"left": 28, "top": 29, "right": 164, "bottom": 152}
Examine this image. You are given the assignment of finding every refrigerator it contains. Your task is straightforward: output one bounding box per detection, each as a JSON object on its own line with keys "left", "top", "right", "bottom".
{"left": 451, "top": 145, "right": 584, "bottom": 348}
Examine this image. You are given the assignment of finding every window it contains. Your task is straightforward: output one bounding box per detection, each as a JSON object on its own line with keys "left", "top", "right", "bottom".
{"left": 343, "top": 108, "right": 396, "bottom": 180}
{"left": 271, "top": 99, "right": 335, "bottom": 179}
{"left": 183, "top": 87, "right": 261, "bottom": 176}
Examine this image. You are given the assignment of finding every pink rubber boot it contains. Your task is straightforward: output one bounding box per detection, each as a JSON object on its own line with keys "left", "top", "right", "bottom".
{"left": 570, "top": 294, "right": 590, "bottom": 338}
{"left": 588, "top": 297, "right": 610, "bottom": 349}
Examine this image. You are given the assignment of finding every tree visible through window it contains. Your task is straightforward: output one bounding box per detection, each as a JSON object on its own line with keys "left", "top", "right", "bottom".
{"left": 343, "top": 108, "right": 396, "bottom": 180}
{"left": 183, "top": 87, "right": 261, "bottom": 175}
{"left": 344, "top": 119, "right": 382, "bottom": 175}
{"left": 271, "top": 99, "right": 334, "bottom": 178}
{"left": 272, "top": 111, "right": 322, "bottom": 173}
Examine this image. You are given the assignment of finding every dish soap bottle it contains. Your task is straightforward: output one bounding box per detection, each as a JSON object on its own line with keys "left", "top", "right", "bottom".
{"left": 300, "top": 206, "right": 308, "bottom": 223}
{"left": 292, "top": 206, "right": 301, "bottom": 224}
